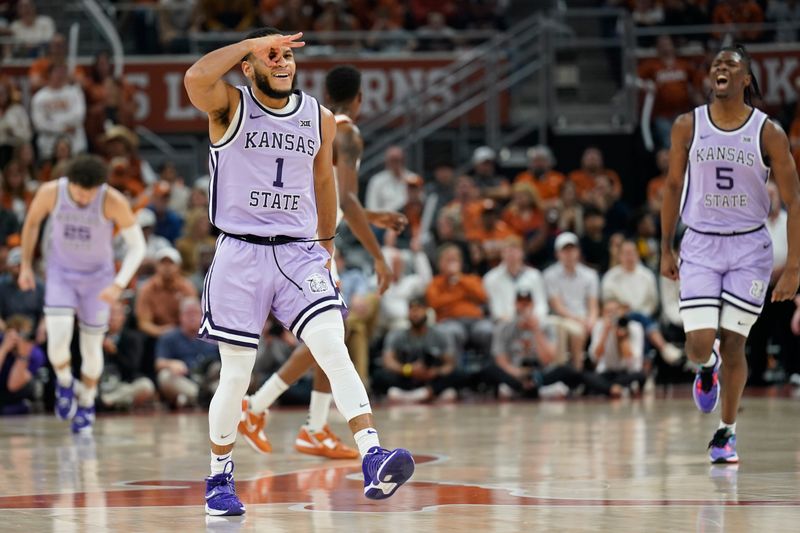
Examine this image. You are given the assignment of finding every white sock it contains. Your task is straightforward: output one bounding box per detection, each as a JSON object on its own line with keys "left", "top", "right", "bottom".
{"left": 700, "top": 350, "right": 718, "bottom": 369}
{"left": 55, "top": 367, "right": 73, "bottom": 387}
{"left": 354, "top": 427, "right": 381, "bottom": 458}
{"left": 210, "top": 451, "right": 232, "bottom": 476}
{"left": 250, "top": 374, "right": 288, "bottom": 414}
{"left": 78, "top": 384, "right": 97, "bottom": 408}
{"left": 719, "top": 421, "right": 736, "bottom": 435}
{"left": 306, "top": 391, "right": 332, "bottom": 433}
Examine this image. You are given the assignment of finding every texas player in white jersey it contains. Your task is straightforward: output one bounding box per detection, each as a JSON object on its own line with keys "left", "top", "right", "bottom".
{"left": 239, "top": 65, "right": 408, "bottom": 458}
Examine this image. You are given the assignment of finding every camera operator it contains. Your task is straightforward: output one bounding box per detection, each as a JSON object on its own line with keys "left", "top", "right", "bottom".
{"left": 589, "top": 299, "right": 647, "bottom": 392}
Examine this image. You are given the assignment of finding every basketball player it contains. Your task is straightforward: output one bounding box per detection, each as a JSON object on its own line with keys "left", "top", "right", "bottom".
{"left": 184, "top": 29, "right": 414, "bottom": 516}
{"left": 238, "top": 65, "right": 407, "bottom": 460}
{"left": 661, "top": 45, "right": 800, "bottom": 463}
{"left": 18, "top": 155, "right": 146, "bottom": 434}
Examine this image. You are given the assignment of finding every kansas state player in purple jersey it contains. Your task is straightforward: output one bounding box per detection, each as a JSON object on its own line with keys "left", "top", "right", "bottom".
{"left": 18, "top": 155, "right": 145, "bottom": 434}
{"left": 661, "top": 45, "right": 800, "bottom": 463}
{"left": 184, "top": 28, "right": 414, "bottom": 516}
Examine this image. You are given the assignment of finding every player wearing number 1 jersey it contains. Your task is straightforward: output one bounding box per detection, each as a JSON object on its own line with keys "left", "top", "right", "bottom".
{"left": 184, "top": 27, "right": 414, "bottom": 516}
{"left": 661, "top": 45, "right": 800, "bottom": 464}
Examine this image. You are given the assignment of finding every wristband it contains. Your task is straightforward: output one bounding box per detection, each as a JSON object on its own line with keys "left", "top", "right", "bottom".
{"left": 402, "top": 363, "right": 413, "bottom": 377}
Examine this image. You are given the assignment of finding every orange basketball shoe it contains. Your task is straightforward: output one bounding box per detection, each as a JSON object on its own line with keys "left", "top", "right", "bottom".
{"left": 295, "top": 425, "right": 359, "bottom": 459}
{"left": 238, "top": 398, "right": 272, "bottom": 454}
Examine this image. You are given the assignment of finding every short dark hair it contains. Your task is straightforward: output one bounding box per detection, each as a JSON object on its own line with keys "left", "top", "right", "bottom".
{"left": 66, "top": 154, "right": 107, "bottom": 189}
{"left": 326, "top": 65, "right": 361, "bottom": 104}
{"left": 242, "top": 27, "right": 283, "bottom": 61}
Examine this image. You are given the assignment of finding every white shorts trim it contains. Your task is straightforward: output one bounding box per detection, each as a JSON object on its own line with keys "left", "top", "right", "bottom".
{"left": 721, "top": 291, "right": 763, "bottom": 315}
{"left": 719, "top": 303, "right": 759, "bottom": 337}
{"left": 680, "top": 306, "right": 720, "bottom": 332}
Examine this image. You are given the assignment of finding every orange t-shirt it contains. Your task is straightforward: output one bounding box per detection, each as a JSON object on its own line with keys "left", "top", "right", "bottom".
{"left": 501, "top": 206, "right": 544, "bottom": 236}
{"left": 514, "top": 170, "right": 566, "bottom": 201}
{"left": 638, "top": 58, "right": 697, "bottom": 119}
{"left": 647, "top": 175, "right": 665, "bottom": 205}
{"left": 711, "top": 1, "right": 764, "bottom": 41}
{"left": 425, "top": 274, "right": 487, "bottom": 321}
{"left": 568, "top": 168, "right": 623, "bottom": 199}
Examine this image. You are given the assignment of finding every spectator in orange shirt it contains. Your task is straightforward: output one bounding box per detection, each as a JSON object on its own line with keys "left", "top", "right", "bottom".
{"left": 198, "top": 0, "right": 255, "bottom": 31}
{"left": 426, "top": 243, "right": 493, "bottom": 359}
{"left": 27, "top": 33, "right": 67, "bottom": 92}
{"left": 647, "top": 148, "right": 669, "bottom": 214}
{"left": 470, "top": 199, "right": 516, "bottom": 272}
{"left": 568, "top": 147, "right": 622, "bottom": 200}
{"left": 0, "top": 158, "right": 33, "bottom": 223}
{"left": 638, "top": 35, "right": 702, "bottom": 149}
{"left": 514, "top": 145, "right": 565, "bottom": 207}
{"left": 712, "top": 0, "right": 764, "bottom": 42}
{"left": 440, "top": 174, "right": 484, "bottom": 242}
{"left": 103, "top": 125, "right": 157, "bottom": 202}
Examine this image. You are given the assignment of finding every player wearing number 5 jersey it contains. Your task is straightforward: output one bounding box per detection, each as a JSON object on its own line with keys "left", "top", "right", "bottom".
{"left": 184, "top": 27, "right": 414, "bottom": 517}
{"left": 661, "top": 45, "right": 800, "bottom": 464}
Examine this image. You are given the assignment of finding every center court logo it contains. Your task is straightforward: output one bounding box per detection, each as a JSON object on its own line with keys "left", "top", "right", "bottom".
{"left": 306, "top": 273, "right": 329, "bottom": 294}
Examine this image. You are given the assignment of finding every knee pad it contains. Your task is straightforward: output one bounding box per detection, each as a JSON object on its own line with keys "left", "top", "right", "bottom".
{"left": 79, "top": 328, "right": 105, "bottom": 380}
{"left": 45, "top": 313, "right": 75, "bottom": 367}
{"left": 218, "top": 343, "right": 256, "bottom": 392}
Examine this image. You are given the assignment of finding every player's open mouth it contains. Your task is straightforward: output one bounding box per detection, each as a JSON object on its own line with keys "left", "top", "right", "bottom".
{"left": 715, "top": 75, "right": 729, "bottom": 90}
{"left": 273, "top": 73, "right": 290, "bottom": 79}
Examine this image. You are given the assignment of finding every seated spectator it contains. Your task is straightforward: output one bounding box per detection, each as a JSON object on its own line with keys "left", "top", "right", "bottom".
{"left": 712, "top": 0, "right": 764, "bottom": 42}
{"left": 365, "top": 146, "right": 415, "bottom": 213}
{"left": 14, "top": 142, "right": 36, "bottom": 186}
{"left": 1, "top": 158, "right": 33, "bottom": 222}
{"left": 0, "top": 314, "right": 45, "bottom": 414}
{"left": 176, "top": 207, "right": 215, "bottom": 276}
{"left": 78, "top": 51, "right": 138, "bottom": 151}
{"left": 647, "top": 148, "right": 669, "bottom": 214}
{"left": 0, "top": 247, "right": 44, "bottom": 341}
{"left": 468, "top": 199, "right": 515, "bottom": 272}
{"left": 158, "top": 0, "right": 199, "bottom": 54}
{"left": 0, "top": 202, "right": 18, "bottom": 247}
{"left": 543, "top": 232, "right": 599, "bottom": 369}
{"left": 148, "top": 181, "right": 183, "bottom": 244}
{"left": 380, "top": 241, "right": 433, "bottom": 332}
{"left": 103, "top": 125, "right": 157, "bottom": 200}
{"left": 601, "top": 239, "right": 658, "bottom": 317}
{"left": 251, "top": 318, "right": 310, "bottom": 405}
{"left": 30, "top": 64, "right": 87, "bottom": 160}
{"left": 366, "top": 6, "right": 416, "bottom": 52}
{"left": 9, "top": 0, "right": 54, "bottom": 57}
{"left": 372, "top": 297, "right": 469, "bottom": 402}
{"left": 390, "top": 174, "right": 425, "bottom": 248}
{"left": 99, "top": 301, "right": 156, "bottom": 409}
{"left": 502, "top": 182, "right": 544, "bottom": 238}
{"left": 134, "top": 247, "right": 198, "bottom": 339}
{"left": 134, "top": 208, "right": 172, "bottom": 274}
{"left": 589, "top": 300, "right": 647, "bottom": 392}
{"left": 579, "top": 207, "right": 610, "bottom": 272}
{"left": 584, "top": 174, "right": 630, "bottom": 236}
{"left": 27, "top": 33, "right": 67, "bottom": 92}
{"left": 767, "top": 0, "right": 800, "bottom": 42}
{"left": 483, "top": 236, "right": 548, "bottom": 323}
{"left": 422, "top": 162, "right": 455, "bottom": 228}
{"left": 425, "top": 243, "right": 493, "bottom": 360}
{"left": 158, "top": 161, "right": 190, "bottom": 217}
{"left": 637, "top": 35, "right": 702, "bottom": 149}
{"left": 471, "top": 146, "right": 510, "bottom": 203}
{"left": 556, "top": 180, "right": 584, "bottom": 236}
{"left": 514, "top": 145, "right": 565, "bottom": 207}
{"left": 198, "top": 0, "right": 255, "bottom": 31}
{"left": 630, "top": 208, "right": 659, "bottom": 271}
{"left": 440, "top": 174, "right": 483, "bottom": 244}
{"left": 314, "top": 0, "right": 359, "bottom": 34}
{"left": 155, "top": 297, "right": 220, "bottom": 408}
{"left": 0, "top": 77, "right": 32, "bottom": 169}
{"left": 36, "top": 135, "right": 72, "bottom": 184}
{"left": 568, "top": 147, "right": 622, "bottom": 201}
{"left": 416, "top": 11, "right": 456, "bottom": 51}
{"left": 480, "top": 290, "right": 615, "bottom": 399}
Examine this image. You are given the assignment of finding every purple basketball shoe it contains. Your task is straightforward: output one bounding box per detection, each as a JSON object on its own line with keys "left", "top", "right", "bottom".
{"left": 205, "top": 462, "right": 245, "bottom": 516}
{"left": 708, "top": 428, "right": 738, "bottom": 464}
{"left": 71, "top": 405, "right": 95, "bottom": 434}
{"left": 362, "top": 446, "right": 415, "bottom": 500}
{"left": 693, "top": 339, "right": 721, "bottom": 413}
{"left": 55, "top": 380, "right": 77, "bottom": 421}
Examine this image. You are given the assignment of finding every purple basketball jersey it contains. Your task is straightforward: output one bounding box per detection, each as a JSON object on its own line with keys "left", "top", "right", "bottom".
{"left": 680, "top": 105, "right": 770, "bottom": 234}
{"left": 47, "top": 177, "right": 114, "bottom": 272}
{"left": 208, "top": 88, "right": 322, "bottom": 238}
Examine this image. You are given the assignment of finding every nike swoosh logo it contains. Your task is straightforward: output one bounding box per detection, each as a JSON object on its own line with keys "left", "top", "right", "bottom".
{"left": 700, "top": 134, "right": 712, "bottom": 139}
{"left": 359, "top": 402, "right": 370, "bottom": 408}
{"left": 220, "top": 432, "right": 232, "bottom": 439}
{"left": 249, "top": 113, "right": 264, "bottom": 119}
{"left": 763, "top": 243, "right": 770, "bottom": 249}
{"left": 366, "top": 430, "right": 377, "bottom": 435}
{"left": 737, "top": 321, "right": 747, "bottom": 326}
{"left": 216, "top": 455, "right": 231, "bottom": 462}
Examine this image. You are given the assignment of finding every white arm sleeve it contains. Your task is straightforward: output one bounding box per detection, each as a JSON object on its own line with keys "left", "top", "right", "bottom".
{"left": 114, "top": 224, "right": 146, "bottom": 288}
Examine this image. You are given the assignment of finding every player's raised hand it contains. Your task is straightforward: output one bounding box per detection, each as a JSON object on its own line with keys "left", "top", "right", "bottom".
{"left": 771, "top": 268, "right": 800, "bottom": 302}
{"left": 17, "top": 266, "right": 35, "bottom": 291}
{"left": 99, "top": 283, "right": 123, "bottom": 304}
{"left": 660, "top": 249, "right": 679, "bottom": 281}
{"left": 374, "top": 257, "right": 393, "bottom": 295}
{"left": 250, "top": 32, "right": 305, "bottom": 65}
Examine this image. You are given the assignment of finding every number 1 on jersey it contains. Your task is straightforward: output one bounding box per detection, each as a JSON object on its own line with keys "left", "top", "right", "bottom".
{"left": 273, "top": 158, "right": 285, "bottom": 188}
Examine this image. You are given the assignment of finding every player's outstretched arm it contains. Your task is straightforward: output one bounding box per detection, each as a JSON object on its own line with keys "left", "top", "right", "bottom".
{"left": 314, "top": 107, "right": 339, "bottom": 262}
{"left": 660, "top": 112, "right": 693, "bottom": 281}
{"left": 18, "top": 182, "right": 57, "bottom": 291}
{"left": 183, "top": 32, "right": 304, "bottom": 116}
{"left": 335, "top": 120, "right": 393, "bottom": 293}
{"left": 100, "top": 189, "right": 146, "bottom": 303}
{"left": 763, "top": 120, "right": 800, "bottom": 301}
